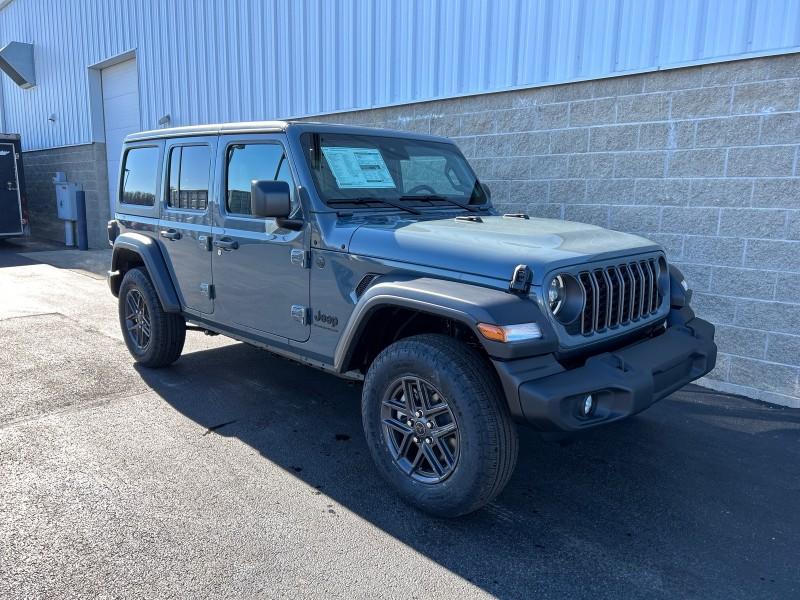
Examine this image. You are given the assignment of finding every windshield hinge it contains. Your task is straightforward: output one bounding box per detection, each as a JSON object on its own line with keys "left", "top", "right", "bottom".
{"left": 509, "top": 264, "right": 532, "bottom": 295}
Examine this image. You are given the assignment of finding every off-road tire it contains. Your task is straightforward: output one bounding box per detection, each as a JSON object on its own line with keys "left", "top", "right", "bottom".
{"left": 118, "top": 267, "right": 185, "bottom": 368}
{"left": 362, "top": 334, "right": 518, "bottom": 517}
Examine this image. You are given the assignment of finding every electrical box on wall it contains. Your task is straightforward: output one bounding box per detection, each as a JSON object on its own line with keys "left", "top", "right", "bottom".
{"left": 55, "top": 178, "right": 81, "bottom": 221}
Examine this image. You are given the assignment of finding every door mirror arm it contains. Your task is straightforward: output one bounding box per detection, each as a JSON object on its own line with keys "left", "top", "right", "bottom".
{"left": 276, "top": 217, "right": 304, "bottom": 231}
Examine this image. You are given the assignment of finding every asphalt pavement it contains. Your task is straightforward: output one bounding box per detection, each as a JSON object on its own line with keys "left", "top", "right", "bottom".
{"left": 1, "top": 238, "right": 799, "bottom": 599}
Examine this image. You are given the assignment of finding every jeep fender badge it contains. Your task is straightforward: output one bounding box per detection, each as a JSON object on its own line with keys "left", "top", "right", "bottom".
{"left": 509, "top": 264, "right": 532, "bottom": 294}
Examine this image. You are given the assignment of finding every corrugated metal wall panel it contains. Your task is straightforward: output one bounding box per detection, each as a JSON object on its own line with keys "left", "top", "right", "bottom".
{"left": 1, "top": 0, "right": 799, "bottom": 151}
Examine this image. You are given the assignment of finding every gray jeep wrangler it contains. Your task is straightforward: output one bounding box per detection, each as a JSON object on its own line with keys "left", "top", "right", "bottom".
{"left": 108, "top": 121, "right": 716, "bottom": 517}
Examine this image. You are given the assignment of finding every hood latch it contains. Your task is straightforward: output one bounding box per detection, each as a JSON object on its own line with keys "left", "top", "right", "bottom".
{"left": 509, "top": 264, "right": 532, "bottom": 294}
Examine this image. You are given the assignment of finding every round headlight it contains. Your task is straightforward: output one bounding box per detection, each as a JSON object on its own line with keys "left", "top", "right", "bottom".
{"left": 548, "top": 275, "right": 566, "bottom": 314}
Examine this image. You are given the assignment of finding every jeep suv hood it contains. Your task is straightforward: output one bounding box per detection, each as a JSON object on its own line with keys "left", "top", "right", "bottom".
{"left": 348, "top": 215, "right": 660, "bottom": 285}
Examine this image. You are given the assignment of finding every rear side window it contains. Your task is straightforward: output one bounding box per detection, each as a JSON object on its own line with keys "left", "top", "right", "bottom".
{"left": 167, "top": 145, "right": 211, "bottom": 210}
{"left": 225, "top": 143, "right": 296, "bottom": 216}
{"left": 121, "top": 146, "right": 159, "bottom": 206}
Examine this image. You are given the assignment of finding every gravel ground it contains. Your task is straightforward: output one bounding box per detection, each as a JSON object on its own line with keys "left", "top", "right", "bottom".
{"left": 1, "top": 238, "right": 799, "bottom": 599}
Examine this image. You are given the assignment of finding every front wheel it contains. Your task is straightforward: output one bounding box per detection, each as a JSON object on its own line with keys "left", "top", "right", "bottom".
{"left": 118, "top": 267, "right": 186, "bottom": 368}
{"left": 362, "top": 334, "right": 518, "bottom": 517}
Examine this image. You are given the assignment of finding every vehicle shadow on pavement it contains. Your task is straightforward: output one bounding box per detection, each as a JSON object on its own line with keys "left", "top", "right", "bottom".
{"left": 136, "top": 340, "right": 800, "bottom": 599}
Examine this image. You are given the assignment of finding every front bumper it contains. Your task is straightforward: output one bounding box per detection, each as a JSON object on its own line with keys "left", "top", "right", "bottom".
{"left": 495, "top": 316, "right": 717, "bottom": 432}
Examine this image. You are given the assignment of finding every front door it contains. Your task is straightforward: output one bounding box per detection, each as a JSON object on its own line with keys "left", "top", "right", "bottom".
{"left": 158, "top": 137, "right": 216, "bottom": 314}
{"left": 0, "top": 143, "right": 23, "bottom": 236}
{"left": 211, "top": 136, "right": 310, "bottom": 342}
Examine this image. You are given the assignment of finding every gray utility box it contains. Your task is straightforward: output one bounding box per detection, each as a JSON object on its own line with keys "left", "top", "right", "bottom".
{"left": 55, "top": 180, "right": 81, "bottom": 221}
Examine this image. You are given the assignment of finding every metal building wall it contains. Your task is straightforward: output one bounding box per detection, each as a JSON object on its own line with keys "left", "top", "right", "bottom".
{"left": 1, "top": 0, "right": 799, "bottom": 151}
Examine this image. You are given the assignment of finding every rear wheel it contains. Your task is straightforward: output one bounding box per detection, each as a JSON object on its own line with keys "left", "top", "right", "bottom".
{"left": 362, "top": 334, "right": 518, "bottom": 517}
{"left": 118, "top": 267, "right": 185, "bottom": 368}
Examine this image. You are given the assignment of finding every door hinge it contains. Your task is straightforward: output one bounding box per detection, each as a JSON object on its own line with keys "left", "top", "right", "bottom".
{"left": 290, "top": 249, "right": 310, "bottom": 269}
{"left": 291, "top": 304, "right": 310, "bottom": 325}
{"left": 200, "top": 282, "right": 215, "bottom": 299}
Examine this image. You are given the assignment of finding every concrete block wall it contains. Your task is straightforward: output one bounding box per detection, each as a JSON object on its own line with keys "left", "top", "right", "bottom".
{"left": 307, "top": 52, "right": 800, "bottom": 407}
{"left": 22, "top": 143, "right": 109, "bottom": 249}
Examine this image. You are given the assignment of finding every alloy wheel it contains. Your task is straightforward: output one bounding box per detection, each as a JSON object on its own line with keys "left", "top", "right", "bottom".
{"left": 124, "top": 289, "right": 152, "bottom": 352}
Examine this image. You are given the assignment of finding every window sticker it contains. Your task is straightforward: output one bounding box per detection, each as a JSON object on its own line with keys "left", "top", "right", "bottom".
{"left": 321, "top": 146, "right": 396, "bottom": 188}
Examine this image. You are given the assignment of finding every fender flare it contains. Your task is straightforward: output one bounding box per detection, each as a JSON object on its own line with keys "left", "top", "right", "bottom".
{"left": 110, "top": 232, "right": 182, "bottom": 313}
{"left": 333, "top": 276, "right": 558, "bottom": 371}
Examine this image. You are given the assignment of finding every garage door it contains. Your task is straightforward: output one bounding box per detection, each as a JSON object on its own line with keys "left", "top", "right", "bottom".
{"left": 102, "top": 59, "right": 141, "bottom": 214}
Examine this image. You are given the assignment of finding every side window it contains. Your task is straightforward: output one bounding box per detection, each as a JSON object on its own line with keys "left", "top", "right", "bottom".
{"left": 226, "top": 143, "right": 296, "bottom": 216}
{"left": 166, "top": 145, "right": 211, "bottom": 210}
{"left": 121, "top": 146, "right": 160, "bottom": 206}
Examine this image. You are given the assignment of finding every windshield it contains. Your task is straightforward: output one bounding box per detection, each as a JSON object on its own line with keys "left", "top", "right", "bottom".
{"left": 300, "top": 132, "right": 488, "bottom": 210}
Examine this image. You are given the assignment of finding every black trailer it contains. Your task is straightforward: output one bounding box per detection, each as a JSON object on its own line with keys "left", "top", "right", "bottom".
{"left": 0, "top": 134, "right": 28, "bottom": 239}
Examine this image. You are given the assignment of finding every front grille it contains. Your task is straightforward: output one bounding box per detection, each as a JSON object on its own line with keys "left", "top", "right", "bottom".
{"left": 575, "top": 258, "right": 662, "bottom": 336}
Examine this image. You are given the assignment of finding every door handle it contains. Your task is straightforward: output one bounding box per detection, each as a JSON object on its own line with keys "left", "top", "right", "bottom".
{"left": 160, "top": 229, "right": 181, "bottom": 241}
{"left": 213, "top": 238, "right": 239, "bottom": 251}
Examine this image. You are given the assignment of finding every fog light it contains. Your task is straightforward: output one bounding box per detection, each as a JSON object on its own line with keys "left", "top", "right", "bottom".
{"left": 581, "top": 394, "right": 595, "bottom": 417}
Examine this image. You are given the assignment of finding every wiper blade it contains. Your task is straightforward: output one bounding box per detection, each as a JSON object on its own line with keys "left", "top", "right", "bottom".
{"left": 328, "top": 197, "right": 421, "bottom": 215}
{"left": 398, "top": 194, "right": 480, "bottom": 212}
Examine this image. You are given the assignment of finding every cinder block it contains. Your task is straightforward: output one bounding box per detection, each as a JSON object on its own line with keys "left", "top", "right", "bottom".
{"left": 508, "top": 180, "right": 549, "bottom": 203}
{"left": 766, "top": 333, "right": 800, "bottom": 366}
{"left": 550, "top": 128, "right": 588, "bottom": 154}
{"left": 507, "top": 86, "right": 555, "bottom": 108}
{"left": 586, "top": 179, "right": 635, "bottom": 204}
{"left": 689, "top": 179, "right": 753, "bottom": 207}
{"left": 568, "top": 153, "right": 615, "bottom": 178}
{"left": 617, "top": 92, "right": 670, "bottom": 123}
{"left": 593, "top": 74, "right": 646, "bottom": 97}
{"left": 564, "top": 204, "right": 610, "bottom": 227}
{"left": 643, "top": 67, "right": 704, "bottom": 92}
{"left": 700, "top": 57, "right": 773, "bottom": 86}
{"left": 661, "top": 207, "right": 719, "bottom": 234}
{"left": 715, "top": 324, "right": 767, "bottom": 359}
{"left": 613, "top": 151, "right": 666, "bottom": 178}
{"left": 691, "top": 292, "right": 738, "bottom": 324}
{"left": 460, "top": 112, "right": 495, "bottom": 135}
{"left": 718, "top": 208, "right": 788, "bottom": 239}
{"left": 737, "top": 299, "right": 800, "bottom": 336}
{"left": 744, "top": 239, "right": 800, "bottom": 271}
{"left": 768, "top": 53, "right": 800, "bottom": 79}
{"left": 609, "top": 205, "right": 659, "bottom": 232}
{"left": 695, "top": 116, "right": 761, "bottom": 147}
{"left": 728, "top": 357, "right": 799, "bottom": 396}
{"left": 553, "top": 80, "right": 594, "bottom": 102}
{"left": 789, "top": 211, "right": 800, "bottom": 240}
{"left": 493, "top": 156, "right": 531, "bottom": 180}
{"left": 453, "top": 136, "right": 477, "bottom": 158}
{"left": 704, "top": 352, "right": 731, "bottom": 382}
{"left": 430, "top": 114, "right": 460, "bottom": 136}
{"left": 777, "top": 272, "right": 800, "bottom": 299}
{"left": 549, "top": 179, "right": 586, "bottom": 203}
{"left": 684, "top": 235, "right": 745, "bottom": 266}
{"left": 638, "top": 121, "right": 695, "bottom": 149}
{"left": 569, "top": 98, "right": 616, "bottom": 127}
{"left": 474, "top": 132, "right": 549, "bottom": 158}
{"left": 667, "top": 149, "right": 726, "bottom": 177}
{"left": 671, "top": 262, "right": 712, "bottom": 292}
{"left": 752, "top": 178, "right": 800, "bottom": 208}
{"left": 732, "top": 79, "right": 800, "bottom": 114}
{"left": 526, "top": 203, "right": 563, "bottom": 219}
{"left": 711, "top": 266, "right": 777, "bottom": 299}
{"left": 727, "top": 146, "right": 796, "bottom": 177}
{"left": 634, "top": 179, "right": 691, "bottom": 206}
{"left": 760, "top": 113, "right": 800, "bottom": 145}
{"left": 530, "top": 155, "right": 569, "bottom": 179}
{"left": 535, "top": 104, "right": 569, "bottom": 130}
{"left": 671, "top": 87, "right": 731, "bottom": 119}
{"left": 588, "top": 124, "right": 638, "bottom": 151}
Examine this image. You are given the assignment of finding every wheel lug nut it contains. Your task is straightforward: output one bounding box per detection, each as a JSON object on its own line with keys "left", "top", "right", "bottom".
{"left": 415, "top": 411, "right": 423, "bottom": 418}
{"left": 425, "top": 438, "right": 432, "bottom": 444}
{"left": 412, "top": 436, "right": 419, "bottom": 443}
{"left": 426, "top": 422, "right": 433, "bottom": 428}
{"left": 406, "top": 420, "right": 413, "bottom": 427}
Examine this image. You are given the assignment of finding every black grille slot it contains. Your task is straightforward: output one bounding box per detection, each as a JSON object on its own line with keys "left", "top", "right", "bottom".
{"left": 355, "top": 273, "right": 379, "bottom": 298}
{"left": 574, "top": 258, "right": 663, "bottom": 337}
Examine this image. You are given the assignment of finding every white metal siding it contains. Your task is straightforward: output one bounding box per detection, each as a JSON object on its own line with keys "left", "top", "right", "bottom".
{"left": 1, "top": 0, "right": 799, "bottom": 151}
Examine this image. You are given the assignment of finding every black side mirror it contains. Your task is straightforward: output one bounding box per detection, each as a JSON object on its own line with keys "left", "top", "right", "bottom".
{"left": 250, "top": 180, "right": 291, "bottom": 219}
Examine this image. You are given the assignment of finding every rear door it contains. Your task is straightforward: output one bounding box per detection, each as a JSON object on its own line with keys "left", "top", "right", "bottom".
{"left": 211, "top": 135, "right": 310, "bottom": 341}
{"left": 158, "top": 137, "right": 216, "bottom": 314}
{"left": 0, "top": 142, "right": 23, "bottom": 236}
